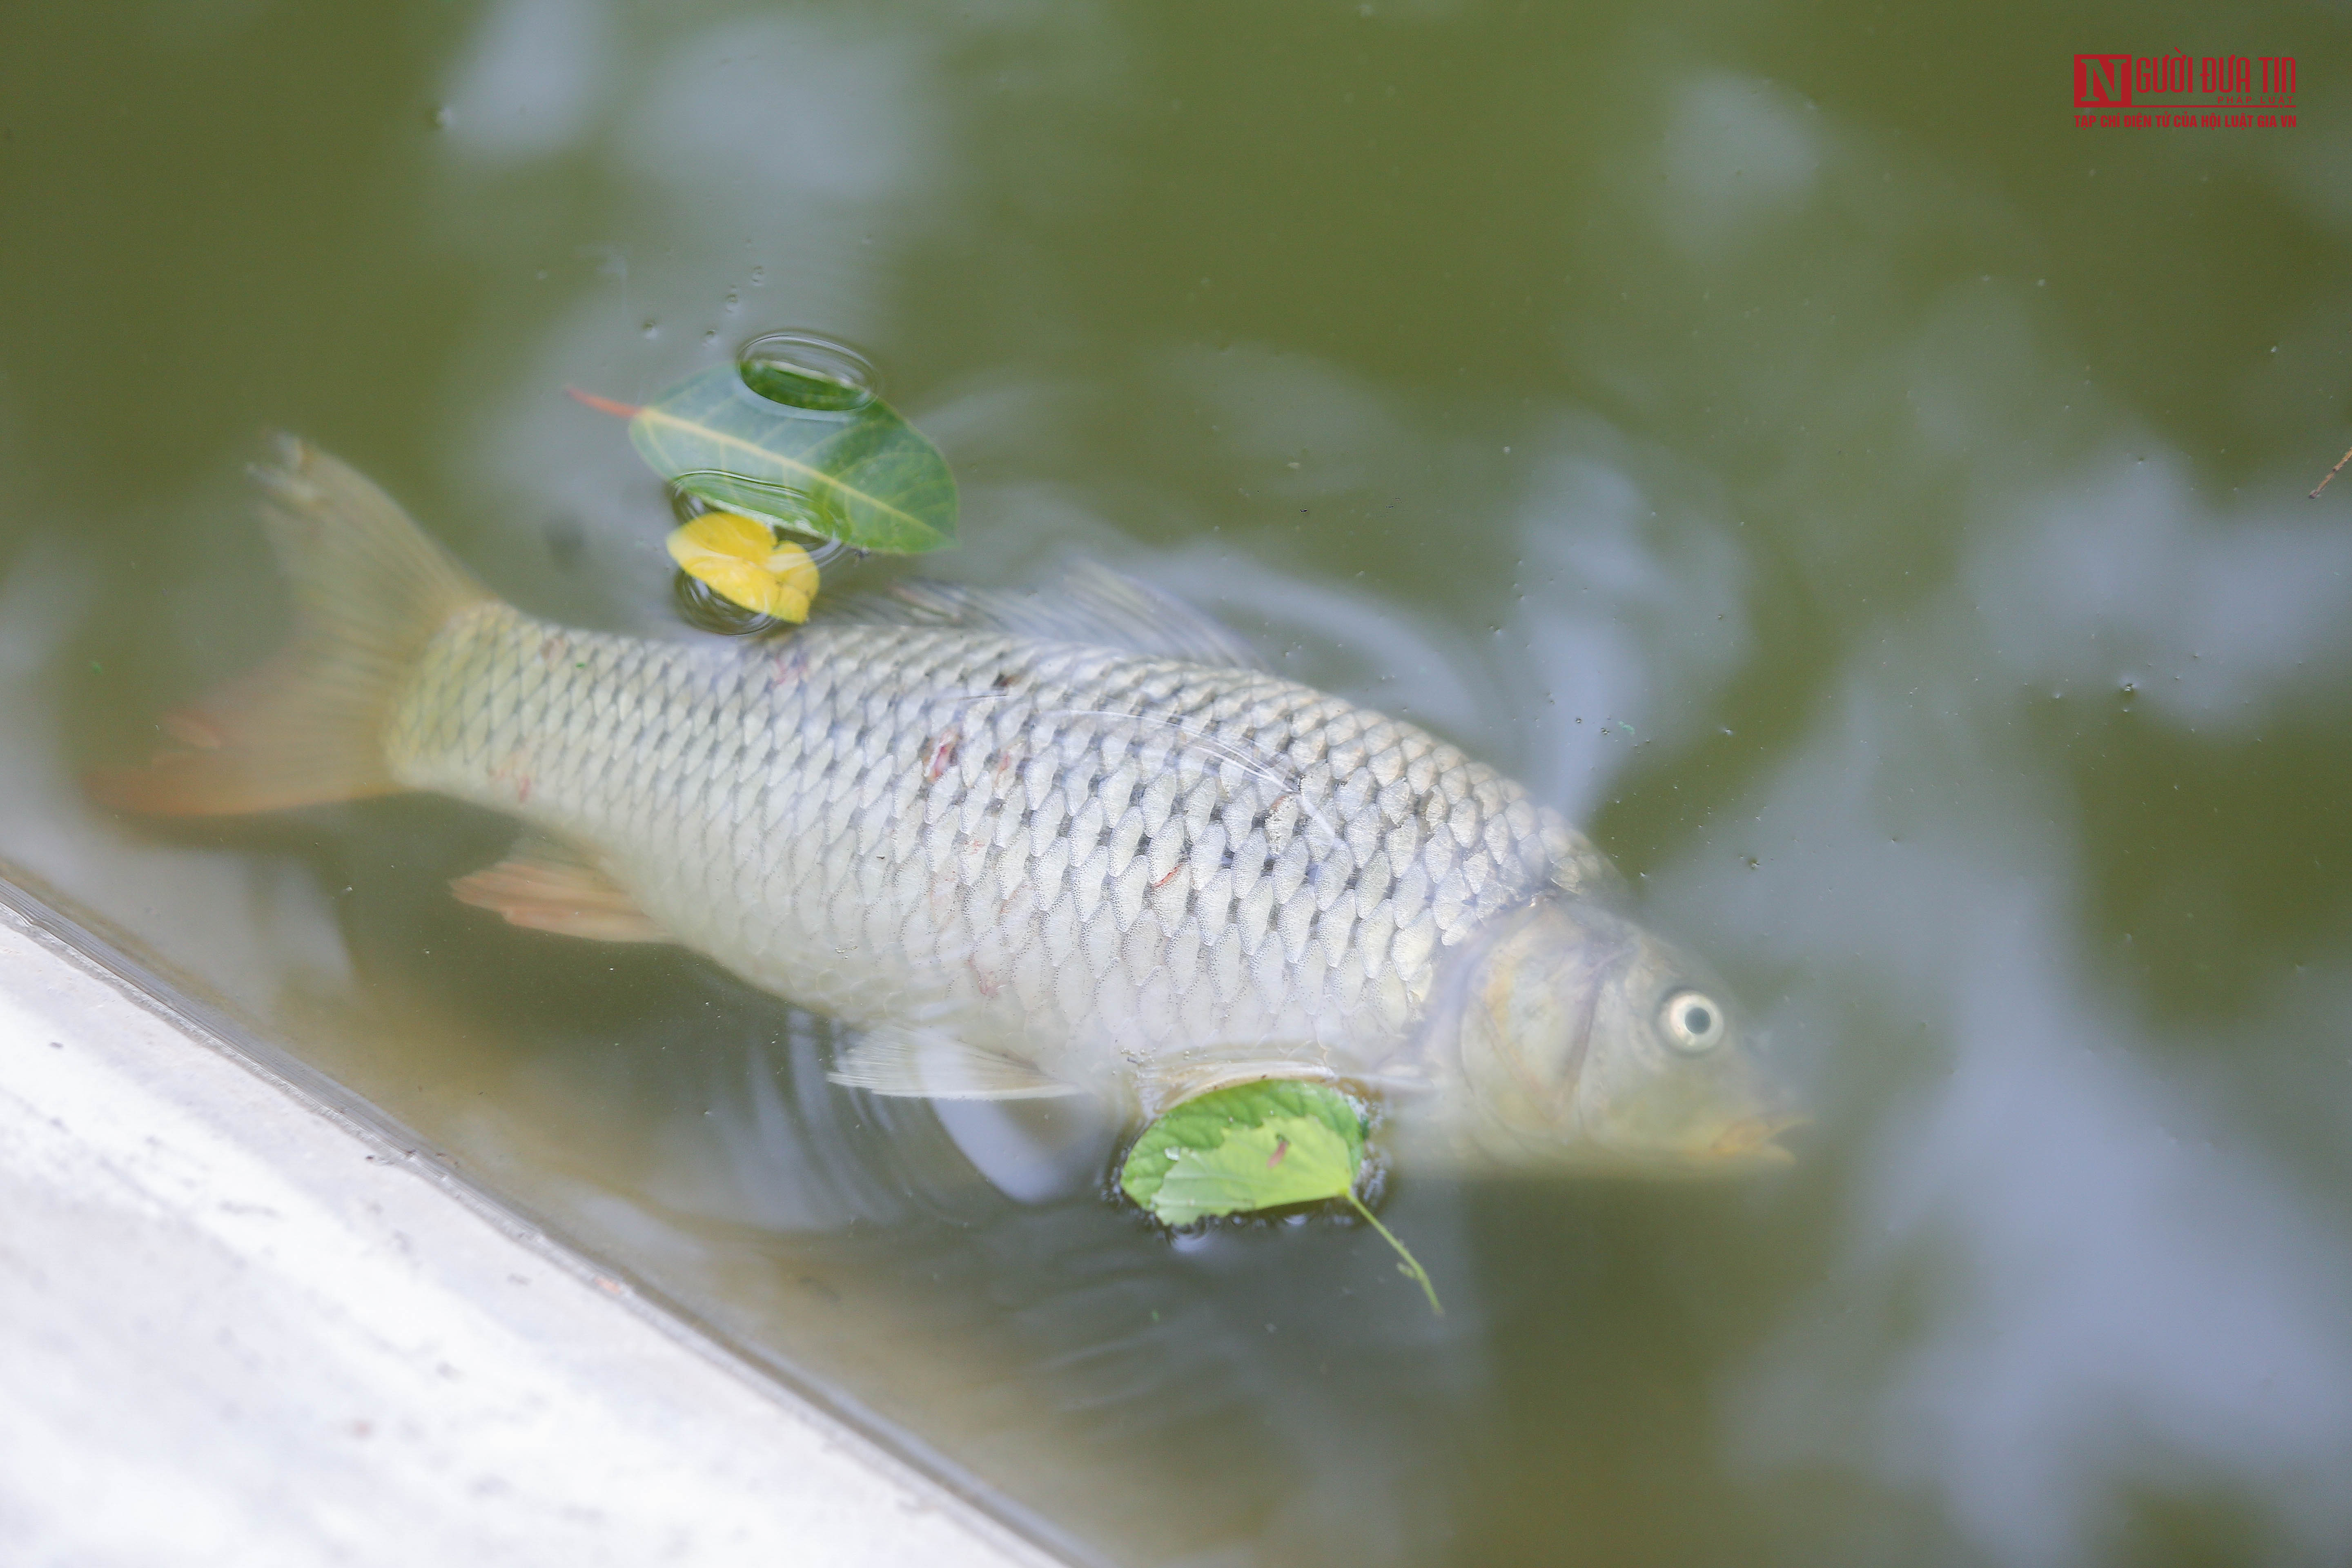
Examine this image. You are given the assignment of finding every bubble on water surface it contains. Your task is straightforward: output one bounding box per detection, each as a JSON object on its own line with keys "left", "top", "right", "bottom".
{"left": 672, "top": 568, "right": 786, "bottom": 638}
{"left": 735, "top": 329, "right": 879, "bottom": 415}
{"left": 666, "top": 470, "right": 855, "bottom": 560}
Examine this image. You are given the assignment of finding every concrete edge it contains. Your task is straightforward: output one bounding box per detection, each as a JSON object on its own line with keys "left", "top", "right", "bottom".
{"left": 0, "top": 875, "right": 1088, "bottom": 1567}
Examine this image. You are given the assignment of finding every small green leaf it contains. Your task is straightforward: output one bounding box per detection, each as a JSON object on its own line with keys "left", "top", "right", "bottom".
{"left": 1120, "top": 1079, "right": 1364, "bottom": 1225}
{"left": 628, "top": 362, "right": 958, "bottom": 554}
{"left": 1119, "top": 1078, "right": 1442, "bottom": 1315}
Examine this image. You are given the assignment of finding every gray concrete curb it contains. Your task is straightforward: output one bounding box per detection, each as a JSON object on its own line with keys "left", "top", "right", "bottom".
{"left": 0, "top": 889, "right": 1070, "bottom": 1568}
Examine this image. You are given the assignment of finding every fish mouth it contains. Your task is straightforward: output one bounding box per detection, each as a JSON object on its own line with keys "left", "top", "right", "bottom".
{"left": 1706, "top": 1113, "right": 1810, "bottom": 1167}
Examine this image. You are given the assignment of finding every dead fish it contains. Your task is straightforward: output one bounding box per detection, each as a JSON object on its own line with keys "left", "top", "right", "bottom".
{"left": 94, "top": 438, "right": 1794, "bottom": 1174}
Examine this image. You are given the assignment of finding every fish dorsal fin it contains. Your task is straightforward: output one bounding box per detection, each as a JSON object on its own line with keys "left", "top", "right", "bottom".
{"left": 828, "top": 1025, "right": 1082, "bottom": 1100}
{"left": 814, "top": 561, "right": 1267, "bottom": 670}
{"left": 450, "top": 835, "right": 671, "bottom": 943}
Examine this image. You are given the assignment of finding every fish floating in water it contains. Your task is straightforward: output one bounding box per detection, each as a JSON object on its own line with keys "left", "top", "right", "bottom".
{"left": 96, "top": 438, "right": 1793, "bottom": 1174}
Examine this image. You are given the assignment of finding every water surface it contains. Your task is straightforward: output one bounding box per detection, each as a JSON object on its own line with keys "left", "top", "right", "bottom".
{"left": 4, "top": 3, "right": 2351, "bottom": 1565}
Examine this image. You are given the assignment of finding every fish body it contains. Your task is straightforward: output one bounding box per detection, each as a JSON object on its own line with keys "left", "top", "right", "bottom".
{"left": 394, "top": 598, "right": 1603, "bottom": 1111}
{"left": 99, "top": 441, "right": 1790, "bottom": 1171}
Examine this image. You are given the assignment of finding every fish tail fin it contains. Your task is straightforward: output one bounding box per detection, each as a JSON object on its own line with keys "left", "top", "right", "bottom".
{"left": 89, "top": 435, "right": 494, "bottom": 816}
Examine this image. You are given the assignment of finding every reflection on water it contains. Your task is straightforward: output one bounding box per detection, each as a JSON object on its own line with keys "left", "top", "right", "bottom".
{"left": 1702, "top": 442, "right": 2352, "bottom": 1566}
{"left": 1979, "top": 452, "right": 2352, "bottom": 729}
{"left": 0, "top": 545, "right": 352, "bottom": 1016}
{"left": 4, "top": 0, "right": 2352, "bottom": 1563}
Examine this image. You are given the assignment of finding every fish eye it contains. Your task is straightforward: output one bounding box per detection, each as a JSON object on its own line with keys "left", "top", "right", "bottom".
{"left": 1660, "top": 988, "right": 1726, "bottom": 1054}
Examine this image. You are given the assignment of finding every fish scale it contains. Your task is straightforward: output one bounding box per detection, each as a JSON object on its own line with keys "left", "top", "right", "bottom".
{"left": 385, "top": 597, "right": 1597, "bottom": 1103}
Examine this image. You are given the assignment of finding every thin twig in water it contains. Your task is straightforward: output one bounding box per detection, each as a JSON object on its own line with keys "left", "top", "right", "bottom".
{"left": 2311, "top": 443, "right": 2352, "bottom": 499}
{"left": 1346, "top": 1191, "right": 1443, "bottom": 1316}
{"left": 566, "top": 385, "right": 644, "bottom": 420}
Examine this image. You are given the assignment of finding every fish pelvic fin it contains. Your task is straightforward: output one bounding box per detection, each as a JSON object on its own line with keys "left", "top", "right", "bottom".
{"left": 89, "top": 436, "right": 494, "bottom": 816}
{"left": 829, "top": 1025, "right": 1082, "bottom": 1100}
{"left": 450, "top": 835, "right": 672, "bottom": 944}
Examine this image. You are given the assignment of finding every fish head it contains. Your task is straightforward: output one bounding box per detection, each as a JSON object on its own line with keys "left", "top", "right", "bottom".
{"left": 1431, "top": 897, "right": 1796, "bottom": 1174}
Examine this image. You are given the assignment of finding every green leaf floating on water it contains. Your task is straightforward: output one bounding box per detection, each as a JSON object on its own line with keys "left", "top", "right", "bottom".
{"left": 628, "top": 361, "right": 958, "bottom": 554}
{"left": 1119, "top": 1079, "right": 1442, "bottom": 1315}
{"left": 1122, "top": 1079, "right": 1362, "bottom": 1222}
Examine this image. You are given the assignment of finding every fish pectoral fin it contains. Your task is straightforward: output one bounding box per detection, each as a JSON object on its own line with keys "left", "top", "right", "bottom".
{"left": 828, "top": 1026, "right": 1080, "bottom": 1100}
{"left": 1137, "top": 1057, "right": 1342, "bottom": 1118}
{"left": 450, "top": 835, "right": 671, "bottom": 944}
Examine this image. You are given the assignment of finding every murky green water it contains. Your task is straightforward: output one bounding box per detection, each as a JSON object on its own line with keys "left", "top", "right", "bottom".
{"left": 6, "top": 3, "right": 2352, "bottom": 1564}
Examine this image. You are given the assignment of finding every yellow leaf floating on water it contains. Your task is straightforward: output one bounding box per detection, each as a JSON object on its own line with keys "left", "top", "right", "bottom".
{"left": 665, "top": 511, "right": 821, "bottom": 622}
{"left": 670, "top": 509, "right": 778, "bottom": 562}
